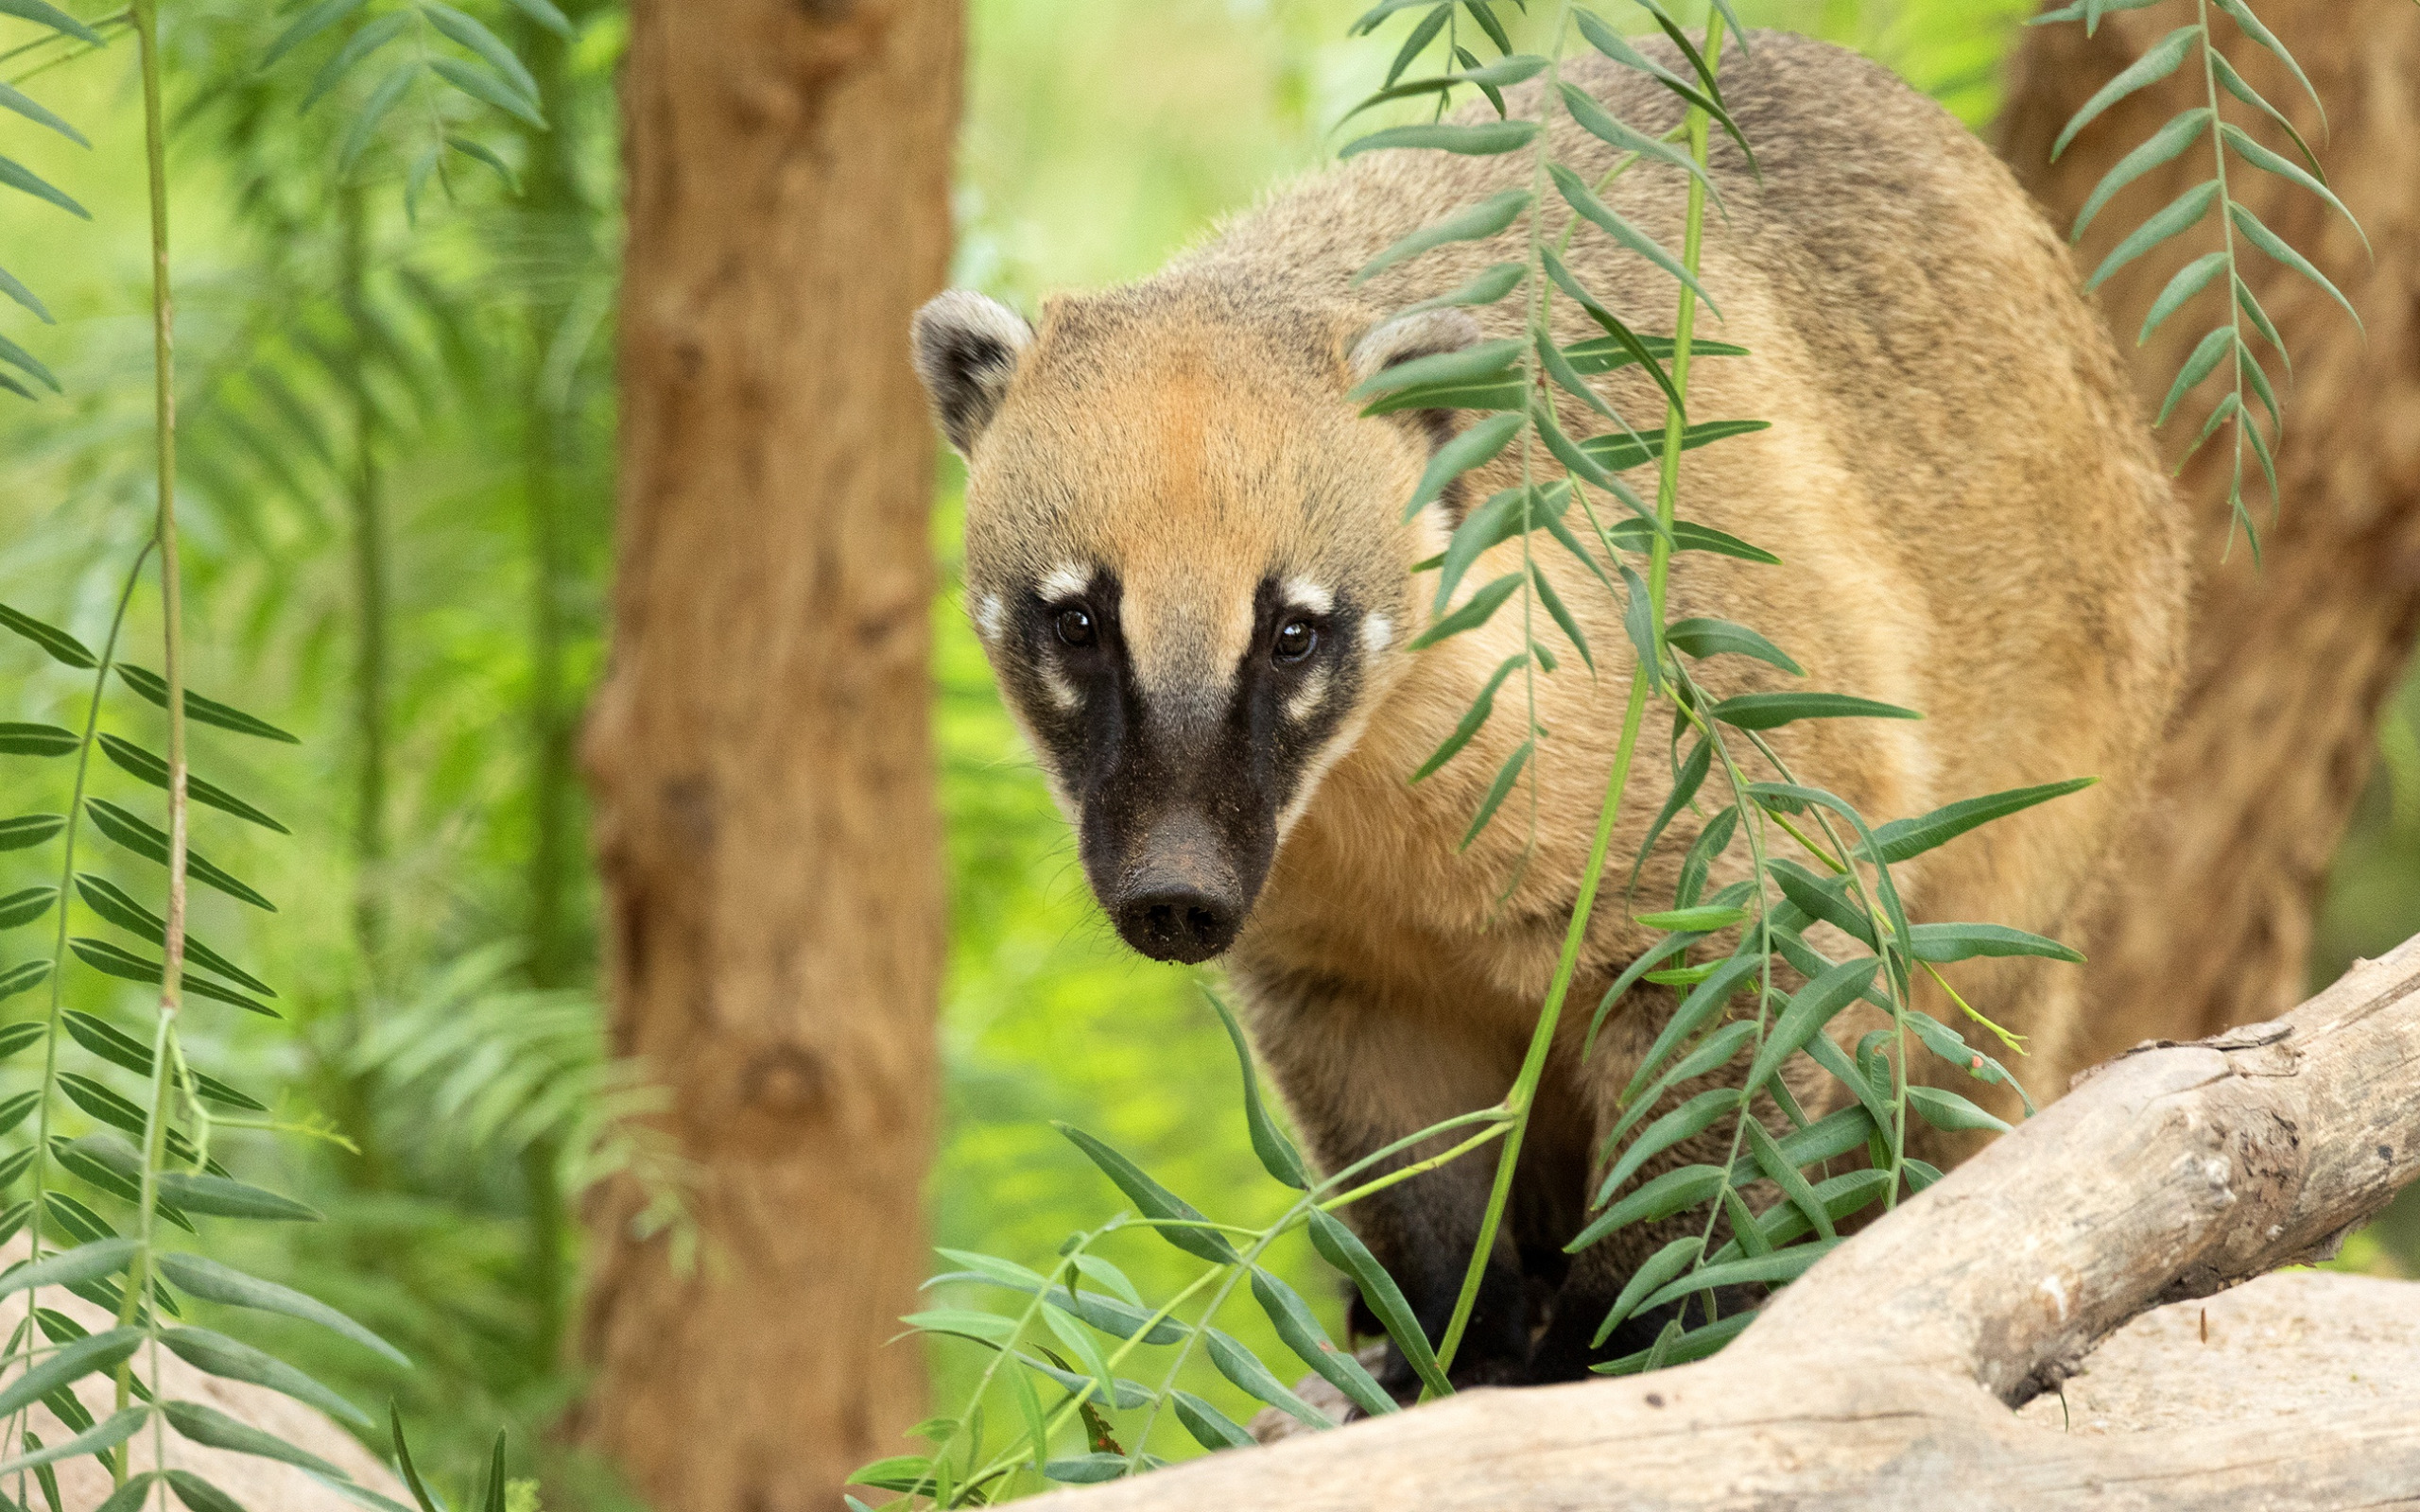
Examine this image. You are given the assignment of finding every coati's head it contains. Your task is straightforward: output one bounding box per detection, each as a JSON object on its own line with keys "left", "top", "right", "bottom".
{"left": 912, "top": 279, "right": 1477, "bottom": 964}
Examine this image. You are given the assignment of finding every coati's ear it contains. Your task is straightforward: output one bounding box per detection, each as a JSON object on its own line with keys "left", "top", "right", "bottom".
{"left": 911, "top": 290, "right": 1035, "bottom": 457}
{"left": 1347, "top": 307, "right": 1484, "bottom": 391}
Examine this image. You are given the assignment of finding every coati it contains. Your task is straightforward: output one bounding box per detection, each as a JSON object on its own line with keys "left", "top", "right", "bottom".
{"left": 911, "top": 33, "right": 2187, "bottom": 1394}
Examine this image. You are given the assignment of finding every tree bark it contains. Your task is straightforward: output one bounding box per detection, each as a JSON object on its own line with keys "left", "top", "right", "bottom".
{"left": 1024, "top": 933, "right": 2420, "bottom": 1511}
{"left": 1997, "top": 0, "right": 2420, "bottom": 1065}
{"left": 578, "top": 2, "right": 959, "bottom": 1507}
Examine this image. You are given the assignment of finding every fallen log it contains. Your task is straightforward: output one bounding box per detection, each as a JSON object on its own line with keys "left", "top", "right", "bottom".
{"left": 1030, "top": 933, "right": 2420, "bottom": 1510}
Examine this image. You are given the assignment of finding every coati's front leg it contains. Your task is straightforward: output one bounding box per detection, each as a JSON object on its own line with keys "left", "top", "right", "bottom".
{"left": 1230, "top": 965, "right": 1540, "bottom": 1400}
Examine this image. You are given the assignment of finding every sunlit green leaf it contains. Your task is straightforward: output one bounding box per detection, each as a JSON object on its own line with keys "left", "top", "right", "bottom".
{"left": 156, "top": 1170, "right": 323, "bottom": 1222}
{"left": 1549, "top": 163, "right": 1719, "bottom": 315}
{"left": 423, "top": 4, "right": 541, "bottom": 106}
{"left": 0, "top": 886, "right": 51, "bottom": 930}
{"left": 1594, "top": 1087, "right": 1737, "bottom": 1210}
{"left": 0, "top": 0, "right": 102, "bottom": 43}
{"left": 1614, "top": 953, "right": 1763, "bottom": 1113}
{"left": 1392, "top": 261, "right": 1526, "bottom": 318}
{"left": 1351, "top": 337, "right": 1524, "bottom": 403}
{"left": 1635, "top": 1238, "right": 1838, "bottom": 1314}
{"left": 0, "top": 264, "right": 51, "bottom": 324}
{"left": 337, "top": 58, "right": 423, "bottom": 173}
{"left": 1580, "top": 418, "right": 1770, "bottom": 475}
{"left": 161, "top": 1328, "right": 369, "bottom": 1427}
{"left": 158, "top": 1251, "right": 407, "bottom": 1366}
{"left": 264, "top": 0, "right": 372, "bottom": 69}
{"left": 1665, "top": 616, "right": 1801, "bottom": 675}
{"left": 0, "top": 78, "right": 87, "bottom": 147}
{"left": 2209, "top": 0, "right": 2324, "bottom": 124}
{"left": 1569, "top": 1160, "right": 1727, "bottom": 1251}
{"left": 1413, "top": 652, "right": 1526, "bottom": 782}
{"left": 74, "top": 875, "right": 274, "bottom": 997}
{"left": 1556, "top": 81, "right": 1721, "bottom": 206}
{"left": 1905, "top": 922, "right": 2083, "bottom": 964}
{"left": 0, "top": 153, "right": 88, "bottom": 219}
{"left": 0, "top": 1327, "right": 140, "bottom": 1419}
{"left": 0, "top": 814, "right": 64, "bottom": 852}
{"left": 2138, "top": 251, "right": 2228, "bottom": 346}
{"left": 1343, "top": 118, "right": 1537, "bottom": 160}
{"left": 2229, "top": 201, "right": 2361, "bottom": 328}
{"left": 1170, "top": 1389, "right": 1255, "bottom": 1452}
{"left": 0, "top": 1405, "right": 145, "bottom": 1477}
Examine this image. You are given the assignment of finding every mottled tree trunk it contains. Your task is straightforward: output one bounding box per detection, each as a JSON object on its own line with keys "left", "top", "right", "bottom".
{"left": 1998, "top": 0, "right": 2420, "bottom": 1066}
{"left": 579, "top": 1, "right": 959, "bottom": 1506}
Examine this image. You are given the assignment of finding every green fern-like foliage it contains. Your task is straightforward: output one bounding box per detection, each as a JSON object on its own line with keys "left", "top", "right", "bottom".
{"left": 2040, "top": 0, "right": 2367, "bottom": 557}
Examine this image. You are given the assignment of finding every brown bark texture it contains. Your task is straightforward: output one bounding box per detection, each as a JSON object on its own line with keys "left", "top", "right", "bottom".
{"left": 1999, "top": 0, "right": 2420, "bottom": 1066}
{"left": 1028, "top": 934, "right": 2420, "bottom": 1512}
{"left": 577, "top": 2, "right": 959, "bottom": 1508}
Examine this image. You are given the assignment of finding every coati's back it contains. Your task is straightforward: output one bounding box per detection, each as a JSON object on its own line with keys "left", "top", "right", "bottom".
{"left": 913, "top": 30, "right": 2187, "bottom": 1390}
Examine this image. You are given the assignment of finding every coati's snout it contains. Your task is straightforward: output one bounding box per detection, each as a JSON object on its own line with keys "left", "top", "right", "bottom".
{"left": 1101, "top": 808, "right": 1246, "bottom": 964}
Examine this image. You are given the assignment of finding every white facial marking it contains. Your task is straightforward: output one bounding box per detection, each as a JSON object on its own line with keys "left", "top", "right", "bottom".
{"left": 974, "top": 593, "right": 1004, "bottom": 642}
{"left": 1040, "top": 663, "right": 1080, "bottom": 713}
{"left": 1282, "top": 577, "right": 1334, "bottom": 616}
{"left": 1040, "top": 563, "right": 1090, "bottom": 603}
{"left": 1285, "top": 666, "right": 1332, "bottom": 725}
{"left": 1361, "top": 614, "right": 1393, "bottom": 654}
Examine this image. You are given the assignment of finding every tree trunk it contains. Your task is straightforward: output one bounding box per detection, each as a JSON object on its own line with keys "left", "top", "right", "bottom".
{"left": 578, "top": 1, "right": 959, "bottom": 1506}
{"left": 1997, "top": 0, "right": 2420, "bottom": 1065}
{"left": 1022, "top": 934, "right": 2420, "bottom": 1511}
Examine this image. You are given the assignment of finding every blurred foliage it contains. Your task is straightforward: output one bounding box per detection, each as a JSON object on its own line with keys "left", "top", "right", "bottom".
{"left": 0, "top": 0, "right": 2410, "bottom": 1499}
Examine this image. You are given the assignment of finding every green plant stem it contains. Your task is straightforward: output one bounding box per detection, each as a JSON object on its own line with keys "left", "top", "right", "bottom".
{"left": 1428, "top": 7, "right": 1728, "bottom": 1390}
{"left": 114, "top": 0, "right": 181, "bottom": 1485}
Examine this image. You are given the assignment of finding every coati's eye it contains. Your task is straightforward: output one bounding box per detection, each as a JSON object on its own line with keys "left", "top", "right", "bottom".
{"left": 1055, "top": 607, "right": 1097, "bottom": 647}
{"left": 1274, "top": 618, "right": 1318, "bottom": 664}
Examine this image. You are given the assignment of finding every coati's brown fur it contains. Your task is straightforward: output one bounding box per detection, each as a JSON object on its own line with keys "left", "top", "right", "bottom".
{"left": 912, "top": 34, "right": 2187, "bottom": 1392}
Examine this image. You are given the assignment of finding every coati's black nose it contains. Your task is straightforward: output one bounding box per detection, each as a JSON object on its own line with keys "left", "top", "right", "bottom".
{"left": 1114, "top": 884, "right": 1240, "bottom": 964}
{"left": 1107, "top": 809, "right": 1246, "bottom": 963}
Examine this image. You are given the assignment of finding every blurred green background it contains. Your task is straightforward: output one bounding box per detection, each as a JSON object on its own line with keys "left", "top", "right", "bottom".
{"left": 0, "top": 0, "right": 2411, "bottom": 1492}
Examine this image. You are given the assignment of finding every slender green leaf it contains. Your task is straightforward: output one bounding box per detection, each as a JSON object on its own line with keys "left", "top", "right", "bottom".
{"left": 1411, "top": 571, "right": 1523, "bottom": 650}
{"left": 86, "top": 800, "right": 277, "bottom": 912}
{"left": 1745, "top": 1118, "right": 1836, "bottom": 1241}
{"left": 1252, "top": 1266, "right": 1396, "bottom": 1417}
{"left": 422, "top": 5, "right": 540, "bottom": 105}
{"left": 1413, "top": 652, "right": 1526, "bottom": 782}
{"left": 0, "top": 263, "right": 52, "bottom": 323}
{"left": 2229, "top": 201, "right": 2361, "bottom": 327}
{"left": 429, "top": 57, "right": 545, "bottom": 128}
{"left": 1403, "top": 410, "right": 1524, "bottom": 521}
{"left": 1203, "top": 1328, "right": 1333, "bottom": 1429}
{"left": 1549, "top": 163, "right": 1719, "bottom": 315}
{"left": 1355, "top": 190, "right": 1531, "bottom": 284}
{"left": 2157, "top": 325, "right": 2236, "bottom": 426}
{"left": 1459, "top": 739, "right": 1532, "bottom": 850}
{"left": 0, "top": 153, "right": 87, "bottom": 219}
{"left": 1710, "top": 693, "right": 1921, "bottom": 731}
{"left": 1170, "top": 1390, "right": 1255, "bottom": 1452}
{"left": 163, "top": 1328, "right": 369, "bottom": 1427}
{"left": 0, "top": 814, "right": 64, "bottom": 851}
{"left": 1590, "top": 1235, "right": 1702, "bottom": 1345}
{"left": 1541, "top": 248, "right": 1687, "bottom": 419}
{"left": 264, "top": 0, "right": 371, "bottom": 69}
{"left": 1531, "top": 565, "right": 1592, "bottom": 672}
{"left": 2139, "top": 251, "right": 2229, "bottom": 346}
{"left": 0, "top": 1238, "right": 138, "bottom": 1299}
{"left": 1352, "top": 337, "right": 1524, "bottom": 403}
{"left": 1557, "top": 81, "right": 1720, "bottom": 205}
{"left": 1742, "top": 956, "right": 1881, "bottom": 1098}
{"left": 0, "top": 722, "right": 75, "bottom": 757}
{"left": 497, "top": 0, "right": 572, "bottom": 35}
{"left": 1054, "top": 1124, "right": 1236, "bottom": 1263}
{"left": 74, "top": 875, "right": 274, "bottom": 997}
{"left": 2075, "top": 107, "right": 2211, "bottom": 238}
{"left": 1307, "top": 1208, "right": 1450, "bottom": 1398}
{"left": 1342, "top": 117, "right": 1534, "bottom": 160}
{"left": 338, "top": 59, "right": 421, "bottom": 173}
{"left": 444, "top": 134, "right": 519, "bottom": 193}
{"left": 96, "top": 735, "right": 289, "bottom": 833}
{"left": 1595, "top": 1087, "right": 1737, "bottom": 1208}
{"left": 163, "top": 1400, "right": 348, "bottom": 1478}
{"left": 1201, "top": 989, "right": 1307, "bottom": 1189}
{"left": 0, "top": 959, "right": 50, "bottom": 1002}
{"left": 1665, "top": 616, "right": 1802, "bottom": 675}
{"left": 1635, "top": 1238, "right": 1838, "bottom": 1314}
{"left": 156, "top": 1252, "right": 409, "bottom": 1366}
{"left": 0, "top": 1327, "right": 140, "bottom": 1419}
{"left": 1043, "top": 1454, "right": 1131, "bottom": 1485}
{"left": 0, "top": 79, "right": 88, "bottom": 147}
{"left": 68, "top": 937, "right": 277, "bottom": 1016}
{"left": 0, "top": 0, "right": 100, "bottom": 42}
{"left": 1581, "top": 418, "right": 1771, "bottom": 474}
{"left": 0, "top": 885, "right": 53, "bottom": 929}
{"left": 1569, "top": 1162, "right": 1726, "bottom": 1250}
{"left": 1906, "top": 921, "right": 2083, "bottom": 964}
{"left": 1392, "top": 261, "right": 1527, "bottom": 318}
{"left": 2209, "top": 0, "right": 2324, "bottom": 123}
{"left": 0, "top": 603, "right": 95, "bottom": 667}
{"left": 1865, "top": 778, "right": 2095, "bottom": 866}
{"left": 2052, "top": 25, "right": 2201, "bottom": 159}
{"left": 0, "top": 1406, "right": 145, "bottom": 1478}
{"left": 1907, "top": 1084, "right": 2013, "bottom": 1134}
{"left": 2087, "top": 179, "right": 2220, "bottom": 291}
{"left": 116, "top": 665, "right": 300, "bottom": 743}
{"left": 156, "top": 1170, "right": 322, "bottom": 1222}
{"left": 2210, "top": 49, "right": 2323, "bottom": 179}
{"left": 97, "top": 1473, "right": 161, "bottom": 1512}
{"left": 300, "top": 9, "right": 411, "bottom": 111}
